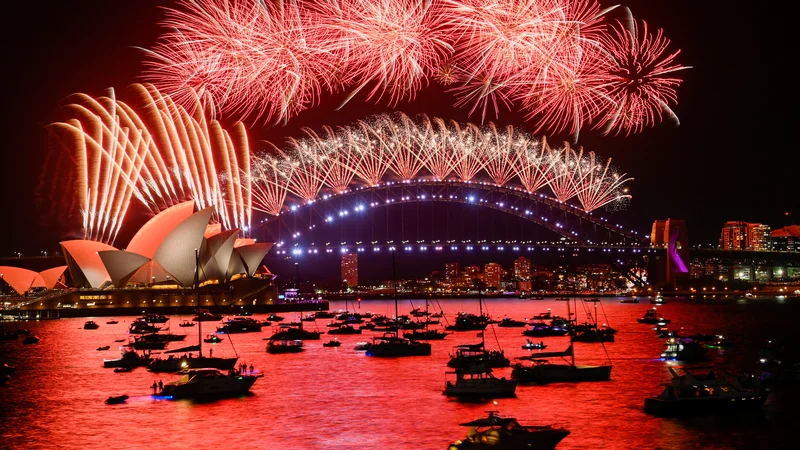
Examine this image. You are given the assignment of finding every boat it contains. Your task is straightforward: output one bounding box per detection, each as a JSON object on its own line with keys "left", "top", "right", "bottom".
{"left": 354, "top": 341, "right": 371, "bottom": 351}
{"left": 704, "top": 335, "right": 735, "bottom": 349}
{"left": 323, "top": 339, "right": 341, "bottom": 347}
{"left": 448, "top": 342, "right": 510, "bottom": 369}
{"left": 192, "top": 309, "right": 223, "bottom": 322}
{"left": 620, "top": 298, "right": 639, "bottom": 303}
{"left": 106, "top": 320, "right": 119, "bottom": 324}
{"left": 446, "top": 411, "right": 570, "bottom": 450}
{"left": 217, "top": 317, "right": 263, "bottom": 333}
{"left": 234, "top": 311, "right": 253, "bottom": 317}
{"left": 128, "top": 320, "right": 161, "bottom": 334}
{"left": 532, "top": 310, "right": 553, "bottom": 320}
{"left": 328, "top": 324, "right": 362, "bottom": 335}
{"left": 266, "top": 322, "right": 323, "bottom": 340}
{"left": 22, "top": 335, "right": 39, "bottom": 344}
{"left": 97, "top": 346, "right": 111, "bottom": 351}
{"left": 125, "top": 336, "right": 166, "bottom": 351}
{"left": 403, "top": 297, "right": 450, "bottom": 340}
{"left": 644, "top": 366, "right": 767, "bottom": 416}
{"left": 158, "top": 368, "right": 260, "bottom": 399}
{"left": 84, "top": 320, "right": 100, "bottom": 330}
{"left": 650, "top": 293, "right": 667, "bottom": 304}
{"left": 689, "top": 333, "right": 715, "bottom": 342}
{"left": 528, "top": 294, "right": 545, "bottom": 300}
{"left": 147, "top": 252, "right": 237, "bottom": 373}
{"left": 555, "top": 296, "right": 570, "bottom": 301}
{"left": 443, "top": 365, "right": 517, "bottom": 398}
{"left": 178, "top": 320, "right": 196, "bottom": 328}
{"left": 204, "top": 334, "right": 223, "bottom": 343}
{"left": 661, "top": 338, "right": 708, "bottom": 362}
{"left": 512, "top": 299, "right": 612, "bottom": 383}
{"left": 113, "top": 366, "right": 134, "bottom": 373}
{"left": 365, "top": 252, "right": 432, "bottom": 357}
{"left": 497, "top": 317, "right": 527, "bottom": 328}
{"left": 522, "top": 322, "right": 569, "bottom": 337}
{"left": 584, "top": 297, "right": 600, "bottom": 302}
{"left": 637, "top": 308, "right": 670, "bottom": 324}
{"left": 522, "top": 340, "right": 547, "bottom": 350}
{"left": 104, "top": 349, "right": 152, "bottom": 368}
{"left": 314, "top": 311, "right": 336, "bottom": 319}
{"left": 139, "top": 313, "right": 169, "bottom": 324}
{"left": 301, "top": 313, "right": 317, "bottom": 322}
{"left": 446, "top": 312, "right": 491, "bottom": 331}
{"left": 105, "top": 395, "right": 129, "bottom": 405}
{"left": 571, "top": 326, "right": 616, "bottom": 343}
{"left": 266, "top": 314, "right": 285, "bottom": 322}
{"left": 267, "top": 339, "right": 304, "bottom": 354}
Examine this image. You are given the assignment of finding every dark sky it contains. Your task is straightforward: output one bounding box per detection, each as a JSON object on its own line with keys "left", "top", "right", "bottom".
{"left": 1, "top": 0, "right": 794, "bottom": 261}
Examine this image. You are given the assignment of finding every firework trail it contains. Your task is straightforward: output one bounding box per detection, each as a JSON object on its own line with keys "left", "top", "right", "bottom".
{"left": 144, "top": 0, "right": 688, "bottom": 135}
{"left": 249, "top": 112, "right": 632, "bottom": 216}
{"left": 45, "top": 84, "right": 251, "bottom": 244}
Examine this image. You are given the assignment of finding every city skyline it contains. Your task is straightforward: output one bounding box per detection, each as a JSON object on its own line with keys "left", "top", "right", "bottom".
{"left": 1, "top": 0, "right": 793, "bottom": 257}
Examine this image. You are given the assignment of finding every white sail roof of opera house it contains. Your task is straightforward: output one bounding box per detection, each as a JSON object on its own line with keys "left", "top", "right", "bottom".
{"left": 60, "top": 200, "right": 272, "bottom": 289}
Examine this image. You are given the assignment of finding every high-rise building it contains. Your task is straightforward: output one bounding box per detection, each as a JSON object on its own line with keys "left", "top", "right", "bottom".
{"left": 341, "top": 253, "right": 358, "bottom": 287}
{"left": 720, "top": 222, "right": 748, "bottom": 250}
{"left": 720, "top": 222, "right": 772, "bottom": 250}
{"left": 772, "top": 225, "right": 800, "bottom": 252}
{"left": 513, "top": 256, "right": 531, "bottom": 280}
{"left": 483, "top": 262, "right": 503, "bottom": 289}
{"left": 747, "top": 223, "right": 771, "bottom": 250}
{"left": 445, "top": 262, "right": 460, "bottom": 280}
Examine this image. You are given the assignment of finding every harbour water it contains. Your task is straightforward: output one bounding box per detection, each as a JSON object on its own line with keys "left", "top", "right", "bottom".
{"left": 1, "top": 296, "right": 798, "bottom": 449}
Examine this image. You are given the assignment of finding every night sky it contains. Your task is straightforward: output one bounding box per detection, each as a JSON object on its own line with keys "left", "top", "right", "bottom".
{"left": 2, "top": 0, "right": 793, "bottom": 267}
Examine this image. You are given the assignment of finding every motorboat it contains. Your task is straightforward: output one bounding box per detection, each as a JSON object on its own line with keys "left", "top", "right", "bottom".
{"left": 443, "top": 366, "right": 517, "bottom": 398}
{"left": 105, "top": 395, "right": 129, "bottom": 405}
{"left": 146, "top": 354, "right": 237, "bottom": 373}
{"left": 22, "top": 335, "right": 40, "bottom": 344}
{"left": 104, "top": 349, "right": 152, "bottom": 368}
{"left": 113, "top": 366, "right": 134, "bottom": 373}
{"left": 497, "top": 317, "right": 527, "bottom": 328}
{"left": 314, "top": 311, "right": 336, "bottom": 319}
{"left": 106, "top": 320, "right": 119, "bottom": 324}
{"left": 403, "top": 328, "right": 451, "bottom": 340}
{"left": 217, "top": 317, "right": 263, "bottom": 334}
{"left": 522, "top": 322, "right": 569, "bottom": 337}
{"left": 656, "top": 326, "right": 680, "bottom": 338}
{"left": 192, "top": 310, "right": 223, "bottom": 322}
{"left": 267, "top": 339, "right": 304, "bottom": 354}
{"left": 661, "top": 338, "right": 708, "bottom": 362}
{"left": 158, "top": 368, "right": 260, "bottom": 399}
{"left": 178, "top": 320, "right": 196, "bottom": 328}
{"left": 204, "top": 334, "right": 223, "bottom": 343}
{"left": 354, "top": 341, "right": 371, "bottom": 351}
{"left": 128, "top": 321, "right": 161, "bottom": 334}
{"left": 84, "top": 321, "right": 100, "bottom": 330}
{"left": 125, "top": 336, "right": 166, "bottom": 351}
{"left": 637, "top": 308, "right": 670, "bottom": 324}
{"left": 266, "top": 323, "right": 323, "bottom": 340}
{"left": 571, "top": 326, "right": 616, "bottom": 343}
{"left": 448, "top": 343, "right": 510, "bottom": 369}
{"left": 445, "top": 312, "right": 491, "bottom": 332}
{"left": 328, "top": 324, "right": 362, "bottom": 335}
{"left": 97, "top": 346, "right": 111, "bottom": 351}
{"left": 301, "top": 314, "right": 317, "bottom": 322}
{"left": 446, "top": 411, "right": 569, "bottom": 450}
{"left": 522, "top": 340, "right": 547, "bottom": 350}
{"left": 650, "top": 294, "right": 667, "bottom": 304}
{"left": 139, "top": 313, "right": 169, "bottom": 324}
{"left": 365, "top": 332, "right": 431, "bottom": 357}
{"left": 532, "top": 310, "right": 553, "bottom": 320}
{"left": 555, "top": 296, "right": 570, "bottom": 301}
{"left": 234, "top": 311, "right": 253, "bottom": 317}
{"left": 704, "top": 335, "right": 735, "bottom": 349}
{"left": 266, "top": 314, "right": 285, "bottom": 322}
{"left": 644, "top": 366, "right": 767, "bottom": 416}
{"left": 512, "top": 344, "right": 611, "bottom": 383}
{"left": 323, "top": 339, "right": 341, "bottom": 347}
{"left": 620, "top": 298, "right": 639, "bottom": 303}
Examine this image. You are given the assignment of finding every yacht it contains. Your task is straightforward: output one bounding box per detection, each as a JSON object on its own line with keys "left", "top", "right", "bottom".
{"left": 366, "top": 332, "right": 431, "bottom": 357}
{"left": 158, "top": 368, "right": 260, "bottom": 399}
{"left": 104, "top": 349, "right": 152, "bottom": 368}
{"left": 217, "top": 317, "right": 263, "bottom": 333}
{"left": 650, "top": 293, "right": 667, "bottom": 304}
{"left": 620, "top": 298, "right": 640, "bottom": 303}
{"left": 192, "top": 309, "right": 223, "bottom": 322}
{"left": 178, "top": 320, "right": 196, "bottom": 327}
{"left": 139, "top": 313, "right": 169, "bottom": 324}
{"left": 147, "top": 353, "right": 237, "bottom": 373}
{"left": 704, "top": 335, "right": 735, "bottom": 349}
{"left": 443, "top": 366, "right": 517, "bottom": 398}
{"left": 661, "top": 338, "right": 708, "bottom": 362}
{"left": 447, "top": 342, "right": 510, "bottom": 369}
{"left": 84, "top": 320, "right": 100, "bottom": 329}
{"left": 512, "top": 344, "right": 612, "bottom": 383}
{"left": 328, "top": 324, "right": 362, "bottom": 335}
{"left": 522, "top": 340, "right": 547, "bottom": 350}
{"left": 267, "top": 339, "right": 304, "bottom": 354}
{"left": 446, "top": 411, "right": 569, "bottom": 450}
{"left": 445, "top": 312, "right": 491, "bottom": 331}
{"left": 204, "top": 334, "right": 223, "bottom": 343}
{"left": 266, "top": 323, "right": 323, "bottom": 340}
{"left": 128, "top": 320, "right": 161, "bottom": 334}
{"left": 522, "top": 322, "right": 569, "bottom": 337}
{"left": 403, "top": 328, "right": 450, "bottom": 340}
{"left": 637, "top": 308, "right": 670, "bottom": 325}
{"left": 323, "top": 339, "right": 341, "bottom": 347}
{"left": 644, "top": 366, "right": 767, "bottom": 416}
{"left": 497, "top": 317, "right": 527, "bottom": 328}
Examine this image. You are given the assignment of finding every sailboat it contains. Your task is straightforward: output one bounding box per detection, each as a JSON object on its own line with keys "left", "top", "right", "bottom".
{"left": 147, "top": 249, "right": 238, "bottom": 373}
{"left": 445, "top": 288, "right": 492, "bottom": 331}
{"left": 511, "top": 299, "right": 612, "bottom": 383}
{"left": 365, "top": 251, "right": 431, "bottom": 357}
{"left": 403, "top": 296, "right": 451, "bottom": 340}
{"left": 571, "top": 299, "right": 617, "bottom": 343}
{"left": 447, "top": 289, "right": 509, "bottom": 368}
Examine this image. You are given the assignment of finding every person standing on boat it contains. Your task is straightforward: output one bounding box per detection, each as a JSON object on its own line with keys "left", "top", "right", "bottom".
{"left": 151, "top": 381, "right": 158, "bottom": 394}
{"left": 249, "top": 363, "right": 254, "bottom": 374}
{"left": 209, "top": 348, "right": 212, "bottom": 358}
{"left": 158, "top": 380, "right": 163, "bottom": 392}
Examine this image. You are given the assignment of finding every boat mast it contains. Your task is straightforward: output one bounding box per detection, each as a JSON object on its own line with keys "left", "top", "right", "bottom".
{"left": 567, "top": 297, "right": 574, "bottom": 366}
{"left": 195, "top": 248, "right": 202, "bottom": 358}
{"left": 392, "top": 250, "right": 399, "bottom": 333}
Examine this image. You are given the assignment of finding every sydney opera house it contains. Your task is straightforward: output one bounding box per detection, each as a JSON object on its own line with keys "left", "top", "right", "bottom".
{"left": 1, "top": 201, "right": 317, "bottom": 318}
